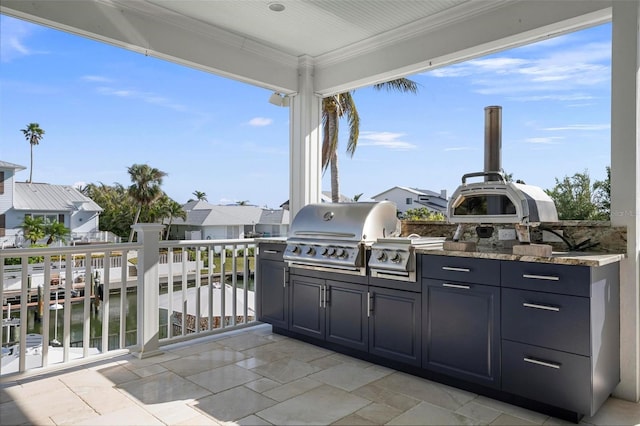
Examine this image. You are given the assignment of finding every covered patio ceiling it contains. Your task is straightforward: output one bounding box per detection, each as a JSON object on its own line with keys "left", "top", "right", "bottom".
{"left": 0, "top": 0, "right": 612, "bottom": 94}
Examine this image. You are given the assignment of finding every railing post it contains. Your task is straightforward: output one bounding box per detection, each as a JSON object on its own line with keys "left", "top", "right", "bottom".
{"left": 132, "top": 223, "right": 164, "bottom": 359}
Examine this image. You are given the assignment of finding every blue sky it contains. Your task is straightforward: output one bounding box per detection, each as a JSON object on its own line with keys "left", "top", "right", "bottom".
{"left": 1, "top": 15, "right": 611, "bottom": 209}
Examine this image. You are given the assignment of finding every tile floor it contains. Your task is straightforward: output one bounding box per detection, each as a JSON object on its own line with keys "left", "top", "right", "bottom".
{"left": 1, "top": 324, "right": 638, "bottom": 425}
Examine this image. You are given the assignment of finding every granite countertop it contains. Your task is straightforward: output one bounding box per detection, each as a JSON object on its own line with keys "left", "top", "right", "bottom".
{"left": 255, "top": 237, "right": 287, "bottom": 244}
{"left": 415, "top": 247, "right": 625, "bottom": 267}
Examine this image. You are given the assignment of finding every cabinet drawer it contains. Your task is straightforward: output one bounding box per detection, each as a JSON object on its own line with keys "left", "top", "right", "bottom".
{"left": 421, "top": 255, "right": 500, "bottom": 286}
{"left": 502, "top": 340, "right": 591, "bottom": 415}
{"left": 502, "top": 288, "right": 590, "bottom": 356}
{"left": 501, "top": 261, "right": 590, "bottom": 297}
{"left": 259, "top": 243, "right": 286, "bottom": 261}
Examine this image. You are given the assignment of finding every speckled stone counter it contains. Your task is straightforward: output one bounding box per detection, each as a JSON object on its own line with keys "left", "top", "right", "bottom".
{"left": 255, "top": 237, "right": 287, "bottom": 244}
{"left": 416, "top": 247, "right": 625, "bottom": 267}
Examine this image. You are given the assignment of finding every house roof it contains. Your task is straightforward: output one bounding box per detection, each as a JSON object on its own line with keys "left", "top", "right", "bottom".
{"left": 13, "top": 182, "right": 103, "bottom": 212}
{"left": 173, "top": 202, "right": 288, "bottom": 227}
{"left": 0, "top": 160, "right": 26, "bottom": 171}
{"left": 371, "top": 186, "right": 446, "bottom": 200}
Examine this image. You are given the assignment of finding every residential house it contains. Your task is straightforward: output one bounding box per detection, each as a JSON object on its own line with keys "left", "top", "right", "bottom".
{"left": 371, "top": 186, "right": 448, "bottom": 216}
{"left": 279, "top": 191, "right": 354, "bottom": 211}
{"left": 0, "top": 160, "right": 103, "bottom": 247}
{"left": 168, "top": 200, "right": 289, "bottom": 240}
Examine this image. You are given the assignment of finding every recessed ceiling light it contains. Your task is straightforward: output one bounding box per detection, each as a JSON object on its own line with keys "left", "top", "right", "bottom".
{"left": 268, "top": 3, "right": 285, "bottom": 12}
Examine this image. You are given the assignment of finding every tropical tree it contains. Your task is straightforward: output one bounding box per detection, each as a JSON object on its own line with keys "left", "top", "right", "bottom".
{"left": 21, "top": 216, "right": 45, "bottom": 245}
{"left": 82, "top": 182, "right": 136, "bottom": 239}
{"left": 21, "top": 123, "right": 45, "bottom": 183}
{"left": 236, "top": 200, "right": 250, "bottom": 206}
{"left": 545, "top": 169, "right": 609, "bottom": 220}
{"left": 322, "top": 79, "right": 418, "bottom": 202}
{"left": 401, "top": 208, "right": 445, "bottom": 221}
{"left": 45, "top": 220, "right": 70, "bottom": 245}
{"left": 192, "top": 190, "right": 207, "bottom": 201}
{"left": 159, "top": 198, "right": 187, "bottom": 240}
{"left": 127, "top": 164, "right": 167, "bottom": 242}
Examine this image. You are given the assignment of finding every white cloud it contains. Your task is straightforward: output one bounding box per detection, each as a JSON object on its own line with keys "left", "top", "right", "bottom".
{"left": 0, "top": 16, "right": 46, "bottom": 62}
{"left": 524, "top": 137, "right": 563, "bottom": 144}
{"left": 248, "top": 117, "right": 273, "bottom": 127}
{"left": 95, "top": 86, "right": 186, "bottom": 111}
{"left": 443, "top": 146, "right": 474, "bottom": 152}
{"left": 358, "top": 131, "right": 417, "bottom": 150}
{"left": 81, "top": 75, "right": 113, "bottom": 83}
{"left": 542, "top": 124, "right": 610, "bottom": 131}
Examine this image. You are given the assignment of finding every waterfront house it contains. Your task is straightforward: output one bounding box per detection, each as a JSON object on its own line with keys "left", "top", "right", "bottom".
{"left": 371, "top": 186, "right": 448, "bottom": 217}
{"left": 0, "top": 160, "right": 103, "bottom": 247}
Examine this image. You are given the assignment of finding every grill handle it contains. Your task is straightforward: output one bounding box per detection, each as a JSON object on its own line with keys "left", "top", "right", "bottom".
{"left": 461, "top": 171, "right": 506, "bottom": 185}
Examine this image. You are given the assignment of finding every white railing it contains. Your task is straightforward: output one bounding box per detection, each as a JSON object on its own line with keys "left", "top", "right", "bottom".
{"left": 0, "top": 224, "right": 258, "bottom": 377}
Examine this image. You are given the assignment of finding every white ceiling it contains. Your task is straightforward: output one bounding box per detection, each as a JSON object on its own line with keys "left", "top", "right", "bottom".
{"left": 1, "top": 1, "right": 612, "bottom": 95}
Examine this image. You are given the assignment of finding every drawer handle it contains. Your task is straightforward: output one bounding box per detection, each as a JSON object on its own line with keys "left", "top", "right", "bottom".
{"left": 442, "top": 283, "right": 470, "bottom": 289}
{"left": 522, "top": 274, "right": 559, "bottom": 281}
{"left": 442, "top": 266, "right": 470, "bottom": 272}
{"left": 523, "top": 302, "right": 560, "bottom": 312}
{"left": 263, "top": 250, "right": 280, "bottom": 254}
{"left": 524, "top": 357, "right": 561, "bottom": 369}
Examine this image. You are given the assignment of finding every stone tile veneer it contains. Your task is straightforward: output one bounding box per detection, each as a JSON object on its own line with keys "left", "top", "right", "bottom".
{"left": 402, "top": 220, "right": 627, "bottom": 254}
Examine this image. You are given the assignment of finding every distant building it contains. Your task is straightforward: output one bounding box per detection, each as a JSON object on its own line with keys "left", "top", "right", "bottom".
{"left": 168, "top": 200, "right": 289, "bottom": 240}
{"left": 279, "top": 191, "right": 353, "bottom": 210}
{"left": 0, "top": 160, "right": 103, "bottom": 247}
{"left": 371, "top": 186, "right": 448, "bottom": 216}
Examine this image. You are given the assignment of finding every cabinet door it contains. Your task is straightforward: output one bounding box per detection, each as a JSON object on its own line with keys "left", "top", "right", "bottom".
{"left": 257, "top": 259, "right": 288, "bottom": 329}
{"left": 369, "top": 286, "right": 422, "bottom": 366}
{"left": 289, "top": 275, "right": 325, "bottom": 339}
{"left": 325, "top": 280, "right": 368, "bottom": 352}
{"left": 423, "top": 279, "right": 501, "bottom": 388}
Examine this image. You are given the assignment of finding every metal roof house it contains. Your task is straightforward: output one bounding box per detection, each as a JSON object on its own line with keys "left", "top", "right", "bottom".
{"left": 169, "top": 200, "right": 289, "bottom": 240}
{"left": 0, "top": 160, "right": 102, "bottom": 246}
{"left": 1, "top": 0, "right": 638, "bottom": 404}
{"left": 371, "top": 186, "right": 448, "bottom": 216}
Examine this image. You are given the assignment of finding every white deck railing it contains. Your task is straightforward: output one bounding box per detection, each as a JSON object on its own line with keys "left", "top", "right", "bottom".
{"left": 0, "top": 224, "right": 258, "bottom": 376}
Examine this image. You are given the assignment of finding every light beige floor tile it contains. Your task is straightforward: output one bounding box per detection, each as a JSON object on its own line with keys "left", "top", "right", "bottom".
{"left": 250, "top": 357, "right": 322, "bottom": 384}
{"left": 308, "top": 354, "right": 344, "bottom": 370}
{"left": 161, "top": 348, "right": 247, "bottom": 377}
{"left": 235, "top": 356, "right": 273, "bottom": 369}
{"left": 308, "top": 361, "right": 393, "bottom": 391}
{"left": 186, "top": 364, "right": 262, "bottom": 394}
{"left": 371, "top": 371, "right": 476, "bottom": 410}
{"left": 194, "top": 386, "right": 277, "bottom": 422}
{"left": 262, "top": 377, "right": 324, "bottom": 402}
{"left": 490, "top": 413, "right": 540, "bottom": 425}
{"left": 352, "top": 381, "right": 421, "bottom": 412}
{"left": 474, "top": 396, "right": 550, "bottom": 424}
{"left": 144, "top": 400, "right": 212, "bottom": 425}
{"left": 69, "top": 404, "right": 164, "bottom": 425}
{"left": 582, "top": 397, "right": 640, "bottom": 426}
{"left": 266, "top": 339, "right": 334, "bottom": 362}
{"left": 60, "top": 368, "right": 116, "bottom": 388}
{"left": 122, "top": 351, "right": 182, "bottom": 367}
{"left": 74, "top": 386, "right": 137, "bottom": 415}
{"left": 244, "top": 377, "right": 281, "bottom": 394}
{"left": 173, "top": 412, "right": 223, "bottom": 425}
{"left": 332, "top": 413, "right": 379, "bottom": 425}
{"left": 236, "top": 414, "right": 273, "bottom": 425}
{"left": 455, "top": 400, "right": 503, "bottom": 424}
{"left": 218, "top": 333, "right": 276, "bottom": 351}
{"left": 545, "top": 416, "right": 580, "bottom": 425}
{"left": 129, "top": 362, "right": 168, "bottom": 378}
{"left": 387, "top": 401, "right": 477, "bottom": 425}
{"left": 328, "top": 353, "right": 375, "bottom": 368}
{"left": 0, "top": 400, "right": 32, "bottom": 425}
{"left": 13, "top": 384, "right": 95, "bottom": 424}
{"left": 168, "top": 341, "right": 225, "bottom": 357}
{"left": 118, "top": 370, "right": 211, "bottom": 405}
{"left": 256, "top": 384, "right": 370, "bottom": 425}
{"left": 96, "top": 363, "right": 143, "bottom": 385}
{"left": 355, "top": 401, "right": 404, "bottom": 424}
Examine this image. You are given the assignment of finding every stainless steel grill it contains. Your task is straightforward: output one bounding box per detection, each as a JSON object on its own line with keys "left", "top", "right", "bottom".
{"left": 284, "top": 201, "right": 400, "bottom": 275}
{"left": 368, "top": 235, "right": 445, "bottom": 282}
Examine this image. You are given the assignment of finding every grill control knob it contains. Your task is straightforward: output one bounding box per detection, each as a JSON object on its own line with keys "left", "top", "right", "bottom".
{"left": 305, "top": 246, "right": 316, "bottom": 256}
{"left": 376, "top": 251, "right": 387, "bottom": 261}
{"left": 390, "top": 252, "right": 402, "bottom": 263}
{"left": 337, "top": 249, "right": 348, "bottom": 259}
{"left": 327, "top": 248, "right": 336, "bottom": 257}
{"left": 291, "top": 245, "right": 301, "bottom": 254}
{"left": 321, "top": 247, "right": 329, "bottom": 256}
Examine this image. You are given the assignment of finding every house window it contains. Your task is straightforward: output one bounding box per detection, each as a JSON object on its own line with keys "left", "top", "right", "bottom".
{"left": 0, "top": 171, "right": 4, "bottom": 195}
{"left": 406, "top": 198, "right": 413, "bottom": 205}
{"left": 26, "top": 213, "right": 62, "bottom": 224}
{"left": 0, "top": 214, "right": 5, "bottom": 237}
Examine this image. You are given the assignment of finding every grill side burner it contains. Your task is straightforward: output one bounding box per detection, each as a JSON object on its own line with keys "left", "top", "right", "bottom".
{"left": 369, "top": 236, "right": 445, "bottom": 282}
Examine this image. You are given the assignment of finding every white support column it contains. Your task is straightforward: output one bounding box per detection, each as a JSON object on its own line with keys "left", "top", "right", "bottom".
{"left": 132, "top": 223, "right": 164, "bottom": 359}
{"left": 289, "top": 55, "right": 322, "bottom": 218}
{"left": 611, "top": 0, "right": 640, "bottom": 402}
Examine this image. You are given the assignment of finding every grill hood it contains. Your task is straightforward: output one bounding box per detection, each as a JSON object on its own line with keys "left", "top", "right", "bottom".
{"left": 287, "top": 201, "right": 400, "bottom": 243}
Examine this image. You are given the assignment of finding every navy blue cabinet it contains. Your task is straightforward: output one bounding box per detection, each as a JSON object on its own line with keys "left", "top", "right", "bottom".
{"left": 257, "top": 244, "right": 288, "bottom": 330}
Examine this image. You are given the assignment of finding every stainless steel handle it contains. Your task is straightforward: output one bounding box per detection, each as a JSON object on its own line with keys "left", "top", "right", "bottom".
{"left": 522, "top": 274, "right": 559, "bottom": 281}
{"left": 263, "top": 250, "right": 279, "bottom": 254}
{"left": 524, "top": 357, "right": 561, "bottom": 369}
{"left": 523, "top": 302, "right": 560, "bottom": 312}
{"left": 442, "top": 266, "right": 470, "bottom": 272}
{"left": 283, "top": 268, "right": 286, "bottom": 288}
{"left": 442, "top": 283, "right": 470, "bottom": 289}
{"left": 367, "top": 291, "right": 371, "bottom": 317}
{"left": 320, "top": 285, "right": 324, "bottom": 308}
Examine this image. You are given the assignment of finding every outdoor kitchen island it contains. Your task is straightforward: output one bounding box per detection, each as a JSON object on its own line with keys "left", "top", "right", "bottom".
{"left": 256, "top": 239, "right": 624, "bottom": 423}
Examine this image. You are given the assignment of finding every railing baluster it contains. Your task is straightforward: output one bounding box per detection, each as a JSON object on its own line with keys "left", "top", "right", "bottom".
{"left": 83, "top": 250, "right": 92, "bottom": 358}
{"left": 102, "top": 251, "right": 111, "bottom": 353}
{"left": 42, "top": 255, "right": 51, "bottom": 368}
{"left": 19, "top": 255, "right": 28, "bottom": 373}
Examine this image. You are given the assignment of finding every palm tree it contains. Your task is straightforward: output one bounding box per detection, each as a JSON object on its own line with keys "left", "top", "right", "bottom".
{"left": 21, "top": 123, "right": 45, "bottom": 183}
{"left": 161, "top": 199, "right": 187, "bottom": 240}
{"left": 192, "top": 190, "right": 207, "bottom": 202}
{"left": 21, "top": 215, "right": 45, "bottom": 245}
{"left": 127, "top": 163, "right": 167, "bottom": 242}
{"left": 322, "top": 79, "right": 418, "bottom": 202}
{"left": 45, "top": 220, "right": 70, "bottom": 245}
